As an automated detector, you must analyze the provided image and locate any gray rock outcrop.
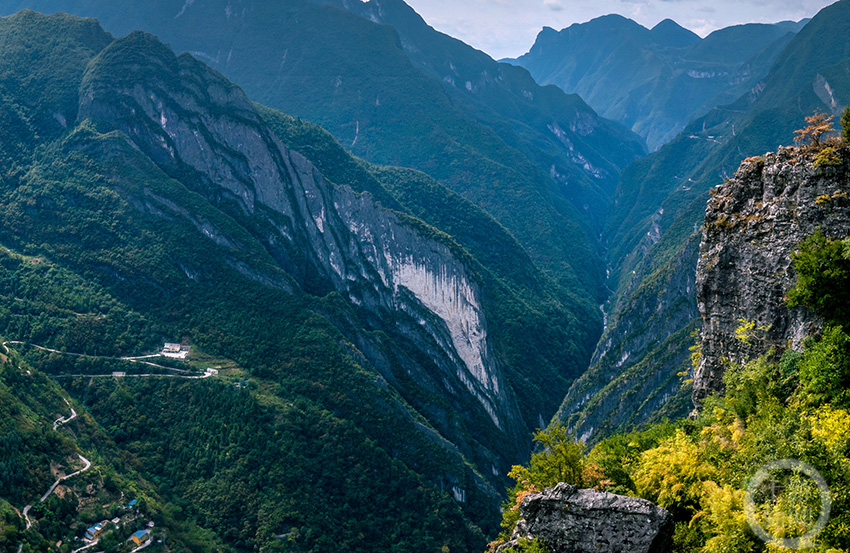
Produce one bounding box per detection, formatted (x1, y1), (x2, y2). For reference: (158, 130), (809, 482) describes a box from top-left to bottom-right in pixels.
(499, 483), (673, 553)
(694, 146), (850, 403)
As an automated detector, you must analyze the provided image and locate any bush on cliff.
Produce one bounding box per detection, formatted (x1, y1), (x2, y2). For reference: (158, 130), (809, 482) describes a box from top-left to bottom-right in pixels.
(786, 231), (850, 325)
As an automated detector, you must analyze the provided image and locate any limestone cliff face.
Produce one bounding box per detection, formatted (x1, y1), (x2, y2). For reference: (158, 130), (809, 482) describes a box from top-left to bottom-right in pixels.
(694, 146), (850, 402)
(77, 32), (521, 442)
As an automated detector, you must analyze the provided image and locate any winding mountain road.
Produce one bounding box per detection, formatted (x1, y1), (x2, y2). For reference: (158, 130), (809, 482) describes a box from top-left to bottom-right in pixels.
(53, 398), (77, 430)
(22, 452), (93, 529)
(40, 454), (92, 501)
(3, 341), (191, 373)
(21, 399), (94, 531)
(9, 341), (214, 549)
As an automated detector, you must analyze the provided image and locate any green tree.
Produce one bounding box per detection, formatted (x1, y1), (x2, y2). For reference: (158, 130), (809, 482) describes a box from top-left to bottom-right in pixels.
(798, 325), (850, 406)
(786, 231), (850, 325)
(499, 423), (585, 542)
(841, 106), (850, 144)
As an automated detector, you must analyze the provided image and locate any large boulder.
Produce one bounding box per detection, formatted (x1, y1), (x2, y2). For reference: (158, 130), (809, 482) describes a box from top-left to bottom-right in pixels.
(498, 483), (673, 553)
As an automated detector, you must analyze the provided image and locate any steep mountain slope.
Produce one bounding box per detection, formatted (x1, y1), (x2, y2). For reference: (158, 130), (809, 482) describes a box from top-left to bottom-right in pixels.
(256, 109), (593, 431)
(315, 0), (643, 204)
(0, 9), (629, 551)
(554, 0), (850, 443)
(0, 344), (237, 553)
(509, 15), (806, 150)
(0, 0), (646, 319)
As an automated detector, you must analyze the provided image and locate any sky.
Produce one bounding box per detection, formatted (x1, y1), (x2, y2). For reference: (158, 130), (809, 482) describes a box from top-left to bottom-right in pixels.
(401, 0), (837, 59)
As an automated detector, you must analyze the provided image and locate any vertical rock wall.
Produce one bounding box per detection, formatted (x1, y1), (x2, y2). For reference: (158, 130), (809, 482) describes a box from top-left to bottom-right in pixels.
(694, 146), (850, 403)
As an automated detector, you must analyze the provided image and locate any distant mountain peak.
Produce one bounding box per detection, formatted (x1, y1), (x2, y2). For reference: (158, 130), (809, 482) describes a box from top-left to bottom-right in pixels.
(649, 17), (701, 47)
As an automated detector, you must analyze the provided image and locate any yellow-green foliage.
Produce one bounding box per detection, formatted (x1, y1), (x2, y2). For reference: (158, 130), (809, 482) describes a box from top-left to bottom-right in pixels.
(699, 482), (751, 553)
(496, 230), (850, 552)
(498, 345), (850, 552)
(734, 319), (770, 347)
(808, 406), (850, 449)
(506, 423), (585, 498)
(498, 423), (585, 542)
(815, 147), (842, 168)
(633, 430), (715, 513)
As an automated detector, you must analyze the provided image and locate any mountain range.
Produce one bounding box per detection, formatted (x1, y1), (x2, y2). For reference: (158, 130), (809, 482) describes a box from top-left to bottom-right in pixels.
(0, 8), (601, 550)
(1, 0), (850, 551)
(557, 0), (850, 443)
(507, 15), (808, 150)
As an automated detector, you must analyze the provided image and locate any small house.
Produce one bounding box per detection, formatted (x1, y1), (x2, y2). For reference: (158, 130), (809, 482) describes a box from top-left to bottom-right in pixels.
(85, 523), (104, 540)
(131, 530), (150, 546)
(126, 499), (138, 509)
(162, 343), (181, 354)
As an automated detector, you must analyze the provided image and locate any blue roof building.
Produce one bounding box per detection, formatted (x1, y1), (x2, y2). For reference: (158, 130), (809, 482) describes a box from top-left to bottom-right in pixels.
(131, 530), (149, 545)
(85, 523), (104, 540)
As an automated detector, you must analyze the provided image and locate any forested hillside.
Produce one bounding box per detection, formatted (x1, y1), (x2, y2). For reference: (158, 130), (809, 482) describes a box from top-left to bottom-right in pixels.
(0, 0), (646, 316)
(496, 127), (850, 553)
(0, 9), (634, 551)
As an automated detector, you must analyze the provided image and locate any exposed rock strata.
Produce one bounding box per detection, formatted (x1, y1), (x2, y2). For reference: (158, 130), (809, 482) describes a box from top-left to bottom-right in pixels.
(499, 482), (673, 553)
(76, 32), (523, 452)
(694, 146), (850, 403)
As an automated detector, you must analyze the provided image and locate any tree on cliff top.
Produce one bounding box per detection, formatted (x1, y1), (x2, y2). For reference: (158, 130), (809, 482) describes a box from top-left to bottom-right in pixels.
(841, 106), (850, 144)
(794, 111), (835, 147)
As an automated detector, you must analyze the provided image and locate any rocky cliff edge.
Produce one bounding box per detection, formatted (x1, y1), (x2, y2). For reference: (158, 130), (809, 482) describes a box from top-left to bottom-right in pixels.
(694, 143), (850, 403)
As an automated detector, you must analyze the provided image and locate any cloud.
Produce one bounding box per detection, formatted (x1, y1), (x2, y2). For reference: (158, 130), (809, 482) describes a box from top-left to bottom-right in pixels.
(686, 18), (718, 36)
(543, 0), (565, 11)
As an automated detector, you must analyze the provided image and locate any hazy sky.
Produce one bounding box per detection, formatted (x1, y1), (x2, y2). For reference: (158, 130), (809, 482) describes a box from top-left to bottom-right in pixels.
(402, 0), (836, 59)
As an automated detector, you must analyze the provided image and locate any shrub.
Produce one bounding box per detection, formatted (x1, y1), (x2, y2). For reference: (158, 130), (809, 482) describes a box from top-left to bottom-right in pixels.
(814, 146), (842, 167)
(798, 325), (850, 407)
(786, 231), (850, 325)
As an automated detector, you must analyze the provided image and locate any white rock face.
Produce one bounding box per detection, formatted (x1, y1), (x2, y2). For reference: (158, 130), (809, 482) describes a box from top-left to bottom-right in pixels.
(386, 252), (502, 426)
(80, 41), (515, 435)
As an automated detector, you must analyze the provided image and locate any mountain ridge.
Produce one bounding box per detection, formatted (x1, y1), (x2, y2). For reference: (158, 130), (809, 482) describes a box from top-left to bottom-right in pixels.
(509, 14), (808, 150)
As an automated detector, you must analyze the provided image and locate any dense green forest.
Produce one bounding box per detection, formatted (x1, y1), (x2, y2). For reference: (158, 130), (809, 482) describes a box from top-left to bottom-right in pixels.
(0, 9), (611, 552)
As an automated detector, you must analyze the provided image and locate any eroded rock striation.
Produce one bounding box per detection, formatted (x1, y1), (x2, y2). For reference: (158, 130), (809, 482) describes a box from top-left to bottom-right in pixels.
(694, 146), (850, 403)
(499, 482), (673, 553)
(76, 31), (525, 467)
